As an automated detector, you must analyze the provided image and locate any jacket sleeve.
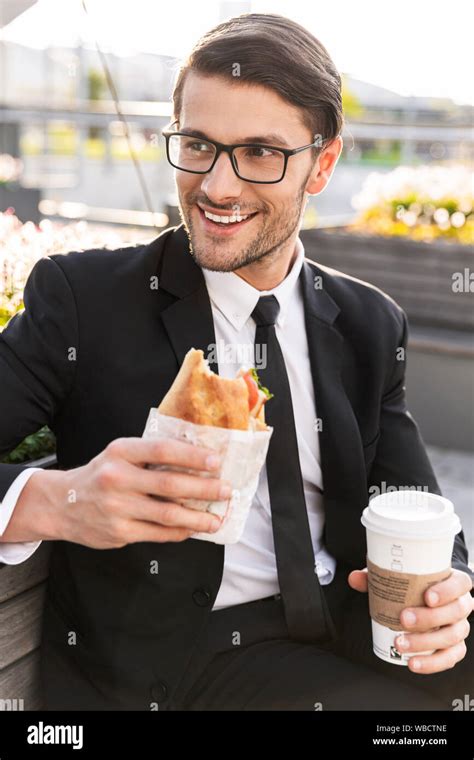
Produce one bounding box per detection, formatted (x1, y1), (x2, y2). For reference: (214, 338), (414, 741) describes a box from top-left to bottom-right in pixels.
(368, 309), (473, 586)
(0, 255), (78, 564)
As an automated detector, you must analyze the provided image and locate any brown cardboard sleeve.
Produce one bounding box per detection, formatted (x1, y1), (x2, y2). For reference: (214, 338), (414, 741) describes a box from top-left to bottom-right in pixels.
(367, 558), (452, 631)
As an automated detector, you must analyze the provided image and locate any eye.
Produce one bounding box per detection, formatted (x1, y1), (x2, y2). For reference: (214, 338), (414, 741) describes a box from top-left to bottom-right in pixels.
(246, 146), (275, 158)
(186, 140), (213, 153)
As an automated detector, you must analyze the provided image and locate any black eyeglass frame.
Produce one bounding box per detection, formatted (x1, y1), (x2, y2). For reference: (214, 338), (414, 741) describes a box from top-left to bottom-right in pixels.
(161, 120), (328, 184)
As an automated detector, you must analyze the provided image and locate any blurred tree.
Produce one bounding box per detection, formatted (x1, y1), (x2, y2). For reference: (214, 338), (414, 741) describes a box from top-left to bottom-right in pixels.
(341, 75), (363, 119)
(87, 68), (106, 139)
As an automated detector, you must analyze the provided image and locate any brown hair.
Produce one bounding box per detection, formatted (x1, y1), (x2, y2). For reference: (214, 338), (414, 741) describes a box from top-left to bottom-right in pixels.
(172, 13), (343, 146)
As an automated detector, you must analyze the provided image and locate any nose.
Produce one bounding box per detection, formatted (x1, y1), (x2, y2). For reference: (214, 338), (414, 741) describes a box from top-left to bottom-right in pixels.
(200, 150), (243, 202)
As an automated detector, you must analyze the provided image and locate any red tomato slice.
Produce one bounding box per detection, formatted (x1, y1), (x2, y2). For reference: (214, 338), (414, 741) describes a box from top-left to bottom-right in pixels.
(242, 372), (259, 410)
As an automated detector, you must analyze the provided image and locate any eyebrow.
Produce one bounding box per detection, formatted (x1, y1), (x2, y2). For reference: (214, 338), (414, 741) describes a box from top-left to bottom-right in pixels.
(179, 127), (291, 148)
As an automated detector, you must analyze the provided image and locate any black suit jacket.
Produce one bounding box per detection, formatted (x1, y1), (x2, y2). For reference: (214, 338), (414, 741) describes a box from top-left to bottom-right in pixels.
(0, 224), (471, 710)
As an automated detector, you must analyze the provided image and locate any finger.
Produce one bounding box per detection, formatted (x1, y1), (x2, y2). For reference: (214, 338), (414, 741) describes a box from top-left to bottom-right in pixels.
(424, 568), (474, 608)
(401, 591), (474, 631)
(125, 495), (223, 534)
(395, 618), (470, 654)
(131, 466), (232, 503)
(406, 641), (467, 675)
(108, 437), (222, 471)
(348, 569), (368, 592)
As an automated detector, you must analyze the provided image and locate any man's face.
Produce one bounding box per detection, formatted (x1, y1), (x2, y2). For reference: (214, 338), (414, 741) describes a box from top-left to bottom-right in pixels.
(174, 72), (338, 273)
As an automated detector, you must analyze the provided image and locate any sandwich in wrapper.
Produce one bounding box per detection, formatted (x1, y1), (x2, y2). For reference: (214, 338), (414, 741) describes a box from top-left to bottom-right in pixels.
(157, 348), (272, 432)
(141, 348), (274, 543)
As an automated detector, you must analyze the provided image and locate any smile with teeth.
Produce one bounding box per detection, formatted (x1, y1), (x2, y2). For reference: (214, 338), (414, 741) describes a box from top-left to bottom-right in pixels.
(202, 208), (256, 224)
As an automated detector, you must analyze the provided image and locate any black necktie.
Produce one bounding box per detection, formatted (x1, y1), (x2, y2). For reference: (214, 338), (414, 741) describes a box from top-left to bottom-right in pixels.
(252, 295), (332, 643)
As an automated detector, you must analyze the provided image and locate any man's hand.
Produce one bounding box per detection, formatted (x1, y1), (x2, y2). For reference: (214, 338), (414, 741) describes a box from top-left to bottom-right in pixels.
(6, 437), (232, 548)
(348, 567), (473, 674)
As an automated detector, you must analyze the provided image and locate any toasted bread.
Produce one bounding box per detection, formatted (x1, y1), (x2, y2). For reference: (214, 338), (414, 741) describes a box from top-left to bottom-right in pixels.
(158, 348), (268, 431)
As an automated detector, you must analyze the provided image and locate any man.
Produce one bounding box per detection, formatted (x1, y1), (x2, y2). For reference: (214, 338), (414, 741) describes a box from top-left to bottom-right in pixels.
(0, 14), (472, 711)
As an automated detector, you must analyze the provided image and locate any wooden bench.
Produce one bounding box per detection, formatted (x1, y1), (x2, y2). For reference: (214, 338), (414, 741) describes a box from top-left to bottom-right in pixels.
(0, 543), (51, 710)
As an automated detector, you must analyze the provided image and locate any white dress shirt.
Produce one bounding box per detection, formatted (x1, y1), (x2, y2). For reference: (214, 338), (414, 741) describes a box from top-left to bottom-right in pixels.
(203, 237), (336, 609)
(0, 467), (42, 563)
(0, 236), (337, 606)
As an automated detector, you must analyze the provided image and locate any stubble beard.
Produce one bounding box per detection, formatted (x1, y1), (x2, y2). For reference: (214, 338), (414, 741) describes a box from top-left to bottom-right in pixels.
(178, 184), (307, 273)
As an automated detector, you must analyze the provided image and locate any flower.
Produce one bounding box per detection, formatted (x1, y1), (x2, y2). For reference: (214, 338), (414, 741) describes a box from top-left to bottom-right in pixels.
(350, 165), (473, 244)
(0, 154), (23, 185)
(0, 211), (125, 329)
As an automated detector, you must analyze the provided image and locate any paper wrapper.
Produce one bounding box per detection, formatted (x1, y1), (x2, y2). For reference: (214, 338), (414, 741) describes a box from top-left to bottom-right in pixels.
(142, 408), (273, 544)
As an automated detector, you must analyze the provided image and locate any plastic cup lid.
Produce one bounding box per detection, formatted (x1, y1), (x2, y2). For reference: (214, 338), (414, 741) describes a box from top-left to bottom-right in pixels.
(361, 490), (461, 540)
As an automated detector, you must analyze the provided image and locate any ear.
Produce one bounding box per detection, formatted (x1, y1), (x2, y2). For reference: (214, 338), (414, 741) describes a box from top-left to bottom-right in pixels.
(305, 136), (343, 196)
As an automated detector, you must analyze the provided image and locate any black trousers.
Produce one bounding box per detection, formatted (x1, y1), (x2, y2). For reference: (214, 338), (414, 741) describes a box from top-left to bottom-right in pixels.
(171, 565), (474, 711)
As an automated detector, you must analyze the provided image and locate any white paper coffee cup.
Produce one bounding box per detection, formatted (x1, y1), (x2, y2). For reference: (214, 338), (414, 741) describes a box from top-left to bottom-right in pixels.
(361, 490), (461, 666)
(142, 408), (273, 544)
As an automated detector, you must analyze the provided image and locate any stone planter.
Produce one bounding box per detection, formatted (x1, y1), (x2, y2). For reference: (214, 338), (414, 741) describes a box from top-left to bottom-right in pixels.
(300, 229), (473, 332)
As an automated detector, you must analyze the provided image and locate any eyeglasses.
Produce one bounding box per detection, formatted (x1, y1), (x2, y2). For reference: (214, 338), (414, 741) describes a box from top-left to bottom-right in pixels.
(161, 120), (326, 184)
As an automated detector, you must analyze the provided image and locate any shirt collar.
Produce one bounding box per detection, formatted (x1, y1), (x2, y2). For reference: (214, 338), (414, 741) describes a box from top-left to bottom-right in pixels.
(202, 236), (305, 331)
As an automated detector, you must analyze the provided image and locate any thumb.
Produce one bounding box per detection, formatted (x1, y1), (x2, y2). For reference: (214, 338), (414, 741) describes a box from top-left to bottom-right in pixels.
(348, 568), (369, 593)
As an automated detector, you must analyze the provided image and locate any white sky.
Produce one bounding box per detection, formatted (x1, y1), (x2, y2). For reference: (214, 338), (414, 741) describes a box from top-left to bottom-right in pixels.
(2, 0), (473, 105)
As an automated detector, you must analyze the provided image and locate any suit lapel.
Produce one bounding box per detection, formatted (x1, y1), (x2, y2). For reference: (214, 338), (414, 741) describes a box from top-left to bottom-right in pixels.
(158, 225), (219, 375)
(301, 260), (368, 565)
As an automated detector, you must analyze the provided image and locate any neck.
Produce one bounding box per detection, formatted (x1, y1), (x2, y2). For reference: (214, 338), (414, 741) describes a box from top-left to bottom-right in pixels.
(234, 234), (299, 291)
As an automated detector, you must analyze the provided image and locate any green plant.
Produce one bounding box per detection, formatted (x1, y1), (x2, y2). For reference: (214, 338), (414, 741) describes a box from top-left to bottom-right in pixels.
(1, 426), (56, 464)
